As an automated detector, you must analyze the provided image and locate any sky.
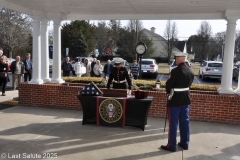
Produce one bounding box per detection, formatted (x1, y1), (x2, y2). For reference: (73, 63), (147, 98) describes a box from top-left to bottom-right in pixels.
(113, 20), (240, 40)
(57, 19), (240, 41)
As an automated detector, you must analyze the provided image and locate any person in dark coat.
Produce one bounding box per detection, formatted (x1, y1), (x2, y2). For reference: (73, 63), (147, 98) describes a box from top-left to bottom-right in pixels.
(103, 60), (113, 78)
(90, 58), (97, 77)
(107, 57), (132, 90)
(0, 56), (9, 96)
(61, 57), (73, 77)
(161, 51), (194, 152)
(22, 53), (32, 82)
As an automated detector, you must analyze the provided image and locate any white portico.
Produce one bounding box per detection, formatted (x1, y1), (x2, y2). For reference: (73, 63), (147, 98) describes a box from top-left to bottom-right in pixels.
(1, 0), (240, 94)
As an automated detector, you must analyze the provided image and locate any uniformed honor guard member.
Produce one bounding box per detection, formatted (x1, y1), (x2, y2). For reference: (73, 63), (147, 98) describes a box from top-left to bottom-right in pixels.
(106, 58), (132, 90)
(161, 51), (194, 152)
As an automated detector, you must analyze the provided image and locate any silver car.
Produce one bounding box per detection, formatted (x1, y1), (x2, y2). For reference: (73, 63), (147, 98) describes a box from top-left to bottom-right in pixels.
(199, 61), (223, 81)
(141, 59), (158, 78)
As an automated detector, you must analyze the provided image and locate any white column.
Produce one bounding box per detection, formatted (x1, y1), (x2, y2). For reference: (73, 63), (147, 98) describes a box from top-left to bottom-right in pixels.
(41, 19), (51, 83)
(28, 17), (43, 85)
(49, 19), (64, 84)
(218, 18), (237, 94)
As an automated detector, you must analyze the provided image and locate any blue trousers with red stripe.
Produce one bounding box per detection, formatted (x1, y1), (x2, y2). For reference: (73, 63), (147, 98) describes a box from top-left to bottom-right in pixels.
(166, 105), (190, 150)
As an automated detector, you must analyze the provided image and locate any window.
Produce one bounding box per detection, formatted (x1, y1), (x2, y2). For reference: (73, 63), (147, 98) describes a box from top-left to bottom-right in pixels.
(208, 63), (222, 67)
(141, 61), (153, 65)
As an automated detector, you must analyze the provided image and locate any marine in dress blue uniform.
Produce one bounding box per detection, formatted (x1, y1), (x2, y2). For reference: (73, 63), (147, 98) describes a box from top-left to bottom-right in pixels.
(161, 51), (194, 152)
(107, 58), (132, 90)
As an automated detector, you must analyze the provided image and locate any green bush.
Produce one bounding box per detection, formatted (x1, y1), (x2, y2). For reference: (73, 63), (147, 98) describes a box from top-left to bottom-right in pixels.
(63, 77), (237, 91)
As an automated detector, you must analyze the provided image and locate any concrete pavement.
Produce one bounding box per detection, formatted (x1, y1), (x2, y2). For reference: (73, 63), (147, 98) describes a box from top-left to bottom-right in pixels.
(0, 91), (240, 160)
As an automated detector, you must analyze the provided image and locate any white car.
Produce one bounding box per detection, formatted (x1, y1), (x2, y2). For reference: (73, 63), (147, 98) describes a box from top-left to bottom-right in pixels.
(141, 59), (158, 78)
(169, 60), (191, 72)
(199, 61), (223, 81)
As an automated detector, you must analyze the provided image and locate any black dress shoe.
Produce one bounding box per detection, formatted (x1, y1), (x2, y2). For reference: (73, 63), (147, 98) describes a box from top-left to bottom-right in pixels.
(178, 143), (188, 150)
(2, 93), (6, 96)
(160, 145), (176, 152)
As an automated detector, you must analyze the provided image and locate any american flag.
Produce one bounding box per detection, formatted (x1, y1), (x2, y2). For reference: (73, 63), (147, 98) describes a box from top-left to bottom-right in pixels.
(79, 83), (102, 96)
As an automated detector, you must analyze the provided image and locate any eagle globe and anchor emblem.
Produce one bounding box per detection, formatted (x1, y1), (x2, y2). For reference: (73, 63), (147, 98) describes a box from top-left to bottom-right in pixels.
(99, 98), (123, 123)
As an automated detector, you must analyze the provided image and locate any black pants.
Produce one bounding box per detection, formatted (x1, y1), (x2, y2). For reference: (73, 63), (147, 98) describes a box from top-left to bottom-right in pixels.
(1, 82), (6, 94)
(133, 75), (138, 80)
(63, 71), (70, 77)
(113, 82), (127, 89)
(24, 71), (32, 82)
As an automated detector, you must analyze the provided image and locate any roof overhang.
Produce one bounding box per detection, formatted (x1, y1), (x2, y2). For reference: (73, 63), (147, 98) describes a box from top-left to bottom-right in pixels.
(0, 0), (240, 20)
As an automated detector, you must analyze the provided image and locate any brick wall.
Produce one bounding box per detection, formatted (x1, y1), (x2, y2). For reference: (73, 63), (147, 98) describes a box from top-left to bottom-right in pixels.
(18, 83), (240, 125)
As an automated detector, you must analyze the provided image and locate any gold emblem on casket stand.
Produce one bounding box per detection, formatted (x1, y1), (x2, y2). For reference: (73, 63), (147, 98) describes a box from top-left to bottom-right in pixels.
(99, 98), (123, 123)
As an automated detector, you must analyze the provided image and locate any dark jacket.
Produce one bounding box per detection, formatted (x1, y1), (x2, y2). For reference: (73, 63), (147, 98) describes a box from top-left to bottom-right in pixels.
(23, 59), (32, 72)
(10, 61), (25, 74)
(107, 67), (132, 89)
(103, 64), (113, 75)
(166, 62), (194, 107)
(90, 61), (96, 73)
(61, 62), (73, 71)
(0, 63), (9, 83)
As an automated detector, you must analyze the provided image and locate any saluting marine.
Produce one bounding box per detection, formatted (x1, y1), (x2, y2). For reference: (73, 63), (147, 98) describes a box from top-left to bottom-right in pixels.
(106, 58), (132, 90)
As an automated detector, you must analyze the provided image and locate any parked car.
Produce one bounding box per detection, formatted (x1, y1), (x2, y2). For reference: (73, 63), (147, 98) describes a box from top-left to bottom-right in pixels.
(141, 59), (158, 78)
(233, 64), (239, 81)
(49, 59), (53, 72)
(235, 61), (240, 66)
(191, 58), (202, 63)
(169, 59), (191, 72)
(199, 61), (223, 81)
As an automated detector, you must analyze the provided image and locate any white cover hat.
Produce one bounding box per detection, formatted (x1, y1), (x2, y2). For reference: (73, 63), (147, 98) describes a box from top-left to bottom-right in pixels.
(172, 51), (187, 57)
(113, 57), (123, 65)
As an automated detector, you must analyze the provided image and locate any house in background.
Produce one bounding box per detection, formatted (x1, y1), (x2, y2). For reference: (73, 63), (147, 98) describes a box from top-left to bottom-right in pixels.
(141, 27), (189, 61)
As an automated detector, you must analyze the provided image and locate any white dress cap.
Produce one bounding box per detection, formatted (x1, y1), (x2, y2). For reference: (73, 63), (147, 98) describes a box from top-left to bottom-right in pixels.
(172, 51), (187, 57)
(113, 57), (123, 64)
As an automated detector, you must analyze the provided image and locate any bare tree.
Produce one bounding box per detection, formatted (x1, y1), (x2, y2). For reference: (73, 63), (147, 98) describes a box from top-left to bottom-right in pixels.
(127, 20), (143, 59)
(197, 21), (212, 60)
(0, 7), (32, 58)
(163, 20), (178, 63)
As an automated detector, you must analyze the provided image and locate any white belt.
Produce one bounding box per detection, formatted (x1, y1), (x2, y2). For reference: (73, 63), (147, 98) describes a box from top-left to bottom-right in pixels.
(114, 80), (126, 83)
(174, 87), (189, 91)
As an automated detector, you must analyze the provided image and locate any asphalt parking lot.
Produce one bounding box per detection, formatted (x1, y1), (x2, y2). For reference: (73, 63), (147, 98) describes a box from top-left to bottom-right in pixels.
(141, 74), (238, 86)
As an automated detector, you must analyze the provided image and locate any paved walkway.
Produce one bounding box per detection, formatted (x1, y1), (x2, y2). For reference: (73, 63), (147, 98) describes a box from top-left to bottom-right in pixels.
(0, 91), (240, 160)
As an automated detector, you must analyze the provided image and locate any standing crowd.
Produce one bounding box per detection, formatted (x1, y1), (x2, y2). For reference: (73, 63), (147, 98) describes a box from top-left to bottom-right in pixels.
(0, 49), (32, 96)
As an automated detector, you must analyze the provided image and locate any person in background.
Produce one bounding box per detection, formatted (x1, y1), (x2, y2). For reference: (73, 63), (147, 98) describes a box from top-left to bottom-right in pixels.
(0, 56), (9, 96)
(23, 53), (32, 82)
(10, 56), (25, 90)
(103, 60), (113, 78)
(61, 57), (73, 77)
(83, 58), (91, 77)
(130, 60), (140, 79)
(160, 51), (194, 152)
(0, 49), (3, 59)
(90, 58), (97, 77)
(0, 49), (3, 88)
(93, 60), (103, 77)
(107, 57), (132, 90)
(74, 57), (83, 74)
